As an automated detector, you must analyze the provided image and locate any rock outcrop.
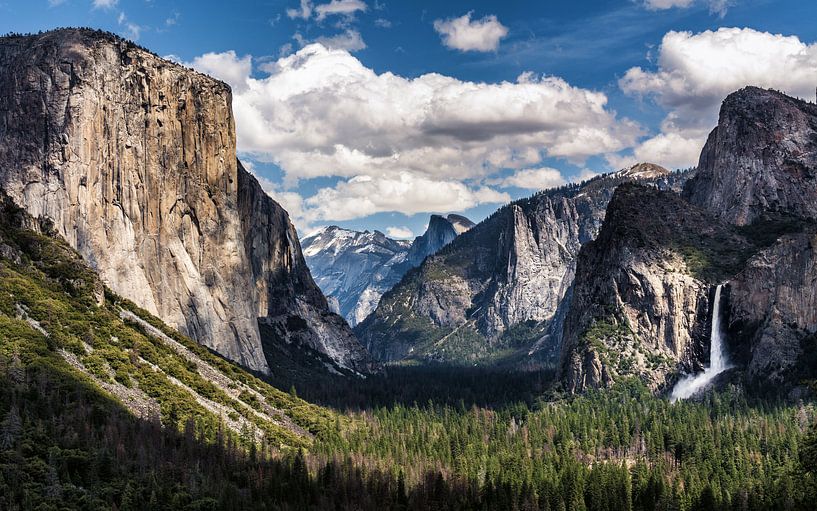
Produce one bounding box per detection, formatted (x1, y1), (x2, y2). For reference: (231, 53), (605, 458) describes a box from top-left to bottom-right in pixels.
(405, 214), (475, 267)
(558, 184), (754, 392)
(356, 165), (691, 364)
(0, 29), (373, 375)
(684, 87), (817, 225)
(559, 88), (817, 395)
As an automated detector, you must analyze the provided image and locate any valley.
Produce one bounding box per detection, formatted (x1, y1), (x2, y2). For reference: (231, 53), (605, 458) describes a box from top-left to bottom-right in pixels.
(0, 25), (816, 511)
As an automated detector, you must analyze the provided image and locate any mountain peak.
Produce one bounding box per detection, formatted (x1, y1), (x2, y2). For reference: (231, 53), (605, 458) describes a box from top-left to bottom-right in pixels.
(615, 162), (670, 180)
(684, 86), (817, 225)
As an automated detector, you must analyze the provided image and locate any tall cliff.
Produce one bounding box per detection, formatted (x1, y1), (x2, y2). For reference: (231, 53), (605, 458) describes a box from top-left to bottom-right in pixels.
(356, 166), (690, 364)
(560, 87), (817, 395)
(557, 184), (754, 392)
(726, 228), (817, 387)
(0, 29), (372, 375)
(684, 87), (817, 225)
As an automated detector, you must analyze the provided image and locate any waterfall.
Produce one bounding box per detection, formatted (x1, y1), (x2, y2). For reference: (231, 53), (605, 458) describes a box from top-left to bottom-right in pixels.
(671, 284), (731, 402)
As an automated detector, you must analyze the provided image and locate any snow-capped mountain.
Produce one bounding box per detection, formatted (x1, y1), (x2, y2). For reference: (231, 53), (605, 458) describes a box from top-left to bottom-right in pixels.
(302, 215), (474, 326)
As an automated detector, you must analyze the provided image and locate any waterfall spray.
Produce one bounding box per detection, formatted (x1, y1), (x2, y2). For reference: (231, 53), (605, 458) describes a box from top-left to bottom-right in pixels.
(671, 284), (731, 401)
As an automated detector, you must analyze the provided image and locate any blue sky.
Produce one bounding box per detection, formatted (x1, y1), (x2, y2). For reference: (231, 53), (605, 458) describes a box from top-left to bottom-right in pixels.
(2, 0), (817, 238)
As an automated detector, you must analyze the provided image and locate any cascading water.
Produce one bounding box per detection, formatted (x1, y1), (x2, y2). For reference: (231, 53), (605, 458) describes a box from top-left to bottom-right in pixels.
(671, 284), (731, 402)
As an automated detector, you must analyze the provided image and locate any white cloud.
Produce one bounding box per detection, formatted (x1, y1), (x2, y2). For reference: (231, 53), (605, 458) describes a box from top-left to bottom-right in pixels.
(188, 44), (638, 227)
(643, 0), (694, 9)
(302, 173), (510, 223)
(616, 27), (817, 169)
(287, 0), (313, 19)
(374, 18), (392, 28)
(607, 132), (703, 170)
(116, 12), (143, 41)
(312, 29), (366, 51)
(315, 0), (367, 21)
(497, 167), (566, 190)
(188, 51), (253, 91)
(386, 226), (414, 239)
(93, 0), (118, 9)
(642, 0), (732, 17)
(433, 12), (508, 52)
(286, 0), (366, 21)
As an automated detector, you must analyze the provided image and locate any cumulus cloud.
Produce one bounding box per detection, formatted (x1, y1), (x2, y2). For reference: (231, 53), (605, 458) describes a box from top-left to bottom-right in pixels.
(386, 226), (414, 239)
(188, 51), (253, 91)
(304, 29), (366, 51)
(189, 44), (638, 227)
(616, 27), (817, 169)
(433, 12), (508, 52)
(496, 167), (566, 191)
(302, 173), (510, 223)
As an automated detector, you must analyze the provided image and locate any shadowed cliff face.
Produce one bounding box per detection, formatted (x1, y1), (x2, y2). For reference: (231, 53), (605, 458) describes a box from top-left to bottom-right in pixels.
(684, 87), (817, 226)
(558, 184), (754, 393)
(0, 29), (374, 375)
(727, 229), (817, 386)
(237, 163), (376, 374)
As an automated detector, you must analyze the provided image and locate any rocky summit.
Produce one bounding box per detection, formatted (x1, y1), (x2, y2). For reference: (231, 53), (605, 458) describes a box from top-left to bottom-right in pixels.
(684, 87), (817, 225)
(0, 29), (374, 375)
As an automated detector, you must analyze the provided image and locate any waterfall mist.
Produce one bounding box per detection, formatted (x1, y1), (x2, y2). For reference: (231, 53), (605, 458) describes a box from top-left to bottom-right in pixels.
(671, 284), (731, 401)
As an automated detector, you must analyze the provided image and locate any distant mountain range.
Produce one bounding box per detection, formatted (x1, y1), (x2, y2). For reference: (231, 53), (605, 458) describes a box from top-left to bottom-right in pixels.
(302, 214), (475, 326)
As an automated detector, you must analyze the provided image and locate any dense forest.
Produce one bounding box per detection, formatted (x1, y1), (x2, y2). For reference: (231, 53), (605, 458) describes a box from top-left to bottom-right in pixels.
(3, 352), (817, 510)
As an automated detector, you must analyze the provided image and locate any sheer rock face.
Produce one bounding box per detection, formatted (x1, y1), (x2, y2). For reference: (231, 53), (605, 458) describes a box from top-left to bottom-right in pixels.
(357, 167), (690, 364)
(405, 214), (474, 267)
(727, 231), (817, 385)
(559, 89), (817, 394)
(557, 185), (741, 392)
(684, 87), (817, 226)
(0, 29), (373, 374)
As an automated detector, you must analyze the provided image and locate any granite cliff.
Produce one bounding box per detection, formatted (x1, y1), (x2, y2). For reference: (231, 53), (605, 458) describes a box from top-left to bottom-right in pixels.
(557, 184), (754, 392)
(0, 29), (373, 375)
(560, 87), (817, 395)
(684, 87), (817, 225)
